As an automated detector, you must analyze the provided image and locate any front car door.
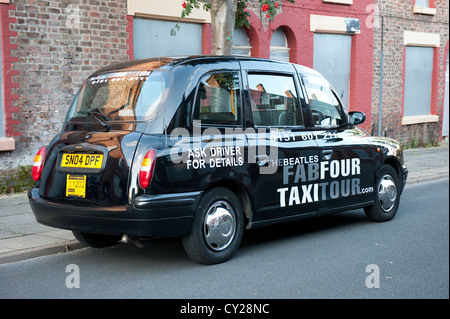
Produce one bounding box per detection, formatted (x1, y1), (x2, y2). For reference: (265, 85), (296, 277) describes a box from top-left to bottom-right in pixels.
(240, 60), (321, 226)
(297, 65), (376, 212)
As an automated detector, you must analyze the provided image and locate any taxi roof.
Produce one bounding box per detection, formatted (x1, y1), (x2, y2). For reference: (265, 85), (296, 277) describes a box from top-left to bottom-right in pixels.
(89, 55), (312, 76)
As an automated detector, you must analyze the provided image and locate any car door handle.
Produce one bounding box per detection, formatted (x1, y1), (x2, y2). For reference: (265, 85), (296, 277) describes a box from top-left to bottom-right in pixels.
(255, 155), (269, 166)
(322, 150), (333, 161)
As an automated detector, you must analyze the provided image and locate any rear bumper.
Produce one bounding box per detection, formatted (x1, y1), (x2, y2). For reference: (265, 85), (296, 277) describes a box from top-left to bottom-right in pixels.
(28, 188), (202, 237)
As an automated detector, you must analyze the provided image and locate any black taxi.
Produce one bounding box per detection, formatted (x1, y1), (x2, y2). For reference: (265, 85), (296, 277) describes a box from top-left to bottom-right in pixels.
(29, 56), (408, 264)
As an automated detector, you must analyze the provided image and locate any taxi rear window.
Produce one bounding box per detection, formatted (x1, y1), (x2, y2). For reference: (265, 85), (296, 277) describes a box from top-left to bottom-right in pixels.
(65, 70), (171, 123)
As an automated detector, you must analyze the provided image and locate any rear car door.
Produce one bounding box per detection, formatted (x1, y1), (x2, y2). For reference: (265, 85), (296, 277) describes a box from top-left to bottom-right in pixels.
(166, 59), (249, 195)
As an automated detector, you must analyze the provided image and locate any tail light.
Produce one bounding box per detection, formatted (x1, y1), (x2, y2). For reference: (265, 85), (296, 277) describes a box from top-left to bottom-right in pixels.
(139, 148), (157, 189)
(32, 147), (47, 181)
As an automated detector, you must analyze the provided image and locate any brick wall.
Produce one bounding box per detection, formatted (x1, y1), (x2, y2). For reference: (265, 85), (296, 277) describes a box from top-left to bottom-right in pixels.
(243, 0), (375, 133)
(4, 0), (446, 192)
(372, 0), (449, 145)
(0, 0), (130, 177)
(0, 2), (19, 142)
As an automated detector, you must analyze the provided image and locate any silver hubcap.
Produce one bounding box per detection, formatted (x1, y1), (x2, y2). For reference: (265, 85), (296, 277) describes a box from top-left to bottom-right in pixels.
(203, 201), (236, 251)
(378, 174), (397, 212)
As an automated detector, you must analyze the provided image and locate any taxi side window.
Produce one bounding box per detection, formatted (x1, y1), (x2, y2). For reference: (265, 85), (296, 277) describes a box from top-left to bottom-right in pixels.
(302, 75), (346, 127)
(193, 72), (241, 126)
(247, 73), (303, 127)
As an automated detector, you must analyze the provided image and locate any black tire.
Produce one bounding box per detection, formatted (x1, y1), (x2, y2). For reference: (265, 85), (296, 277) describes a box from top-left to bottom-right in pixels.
(182, 187), (244, 265)
(364, 165), (401, 222)
(72, 231), (121, 248)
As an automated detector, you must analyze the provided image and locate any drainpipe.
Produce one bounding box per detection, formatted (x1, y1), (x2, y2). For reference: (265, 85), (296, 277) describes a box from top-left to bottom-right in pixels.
(377, 15), (384, 137)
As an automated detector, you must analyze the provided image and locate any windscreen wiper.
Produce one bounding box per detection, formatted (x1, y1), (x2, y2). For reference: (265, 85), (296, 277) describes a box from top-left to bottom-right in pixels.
(88, 110), (111, 132)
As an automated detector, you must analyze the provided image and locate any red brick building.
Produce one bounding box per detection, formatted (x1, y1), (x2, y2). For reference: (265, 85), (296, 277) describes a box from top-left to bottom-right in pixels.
(371, 0), (449, 145)
(0, 0), (130, 189)
(0, 0), (448, 191)
(128, 0), (374, 131)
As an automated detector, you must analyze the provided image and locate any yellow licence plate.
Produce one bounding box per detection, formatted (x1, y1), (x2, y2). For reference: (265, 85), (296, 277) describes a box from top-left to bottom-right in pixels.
(66, 175), (86, 198)
(61, 153), (103, 169)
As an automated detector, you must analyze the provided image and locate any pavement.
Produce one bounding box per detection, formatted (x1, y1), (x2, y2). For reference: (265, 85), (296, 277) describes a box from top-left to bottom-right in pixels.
(0, 145), (448, 264)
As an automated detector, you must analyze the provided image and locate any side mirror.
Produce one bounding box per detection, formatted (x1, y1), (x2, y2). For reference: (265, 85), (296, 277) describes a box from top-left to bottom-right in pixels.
(348, 111), (366, 126)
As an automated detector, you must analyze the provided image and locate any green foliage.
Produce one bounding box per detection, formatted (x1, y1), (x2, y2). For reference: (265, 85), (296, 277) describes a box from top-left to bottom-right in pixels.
(235, 0), (251, 29)
(410, 137), (419, 149)
(258, 0), (295, 22)
(171, 0), (295, 35)
(403, 137), (440, 150)
(171, 0), (211, 36)
(0, 165), (34, 194)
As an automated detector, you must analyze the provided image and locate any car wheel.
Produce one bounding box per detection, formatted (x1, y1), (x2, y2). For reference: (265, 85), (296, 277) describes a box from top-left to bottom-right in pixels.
(72, 231), (121, 248)
(364, 165), (400, 222)
(182, 187), (244, 265)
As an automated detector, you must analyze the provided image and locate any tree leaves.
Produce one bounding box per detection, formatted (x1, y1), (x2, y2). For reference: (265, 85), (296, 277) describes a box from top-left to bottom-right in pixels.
(172, 0), (295, 35)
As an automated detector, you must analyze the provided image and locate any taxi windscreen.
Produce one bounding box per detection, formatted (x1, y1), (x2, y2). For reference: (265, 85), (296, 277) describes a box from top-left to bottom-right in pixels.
(65, 70), (171, 123)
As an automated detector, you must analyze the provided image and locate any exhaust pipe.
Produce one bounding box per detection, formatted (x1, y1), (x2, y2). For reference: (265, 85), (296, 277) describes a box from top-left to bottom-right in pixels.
(121, 234), (162, 248)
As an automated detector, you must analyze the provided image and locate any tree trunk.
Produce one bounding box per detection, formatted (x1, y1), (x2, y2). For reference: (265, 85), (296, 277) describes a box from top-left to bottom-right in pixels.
(210, 0), (237, 55)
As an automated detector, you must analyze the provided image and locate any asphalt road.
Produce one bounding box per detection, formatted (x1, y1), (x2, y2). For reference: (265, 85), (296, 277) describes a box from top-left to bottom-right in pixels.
(0, 178), (448, 300)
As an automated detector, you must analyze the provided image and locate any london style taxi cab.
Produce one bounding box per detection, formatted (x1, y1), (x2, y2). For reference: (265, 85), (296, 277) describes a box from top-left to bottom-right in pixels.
(29, 56), (408, 264)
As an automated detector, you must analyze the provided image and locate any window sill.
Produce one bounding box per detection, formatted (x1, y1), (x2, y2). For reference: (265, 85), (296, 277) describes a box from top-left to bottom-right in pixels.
(0, 138), (15, 151)
(323, 0), (353, 5)
(402, 115), (439, 125)
(413, 6), (437, 15)
(310, 15), (361, 34)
